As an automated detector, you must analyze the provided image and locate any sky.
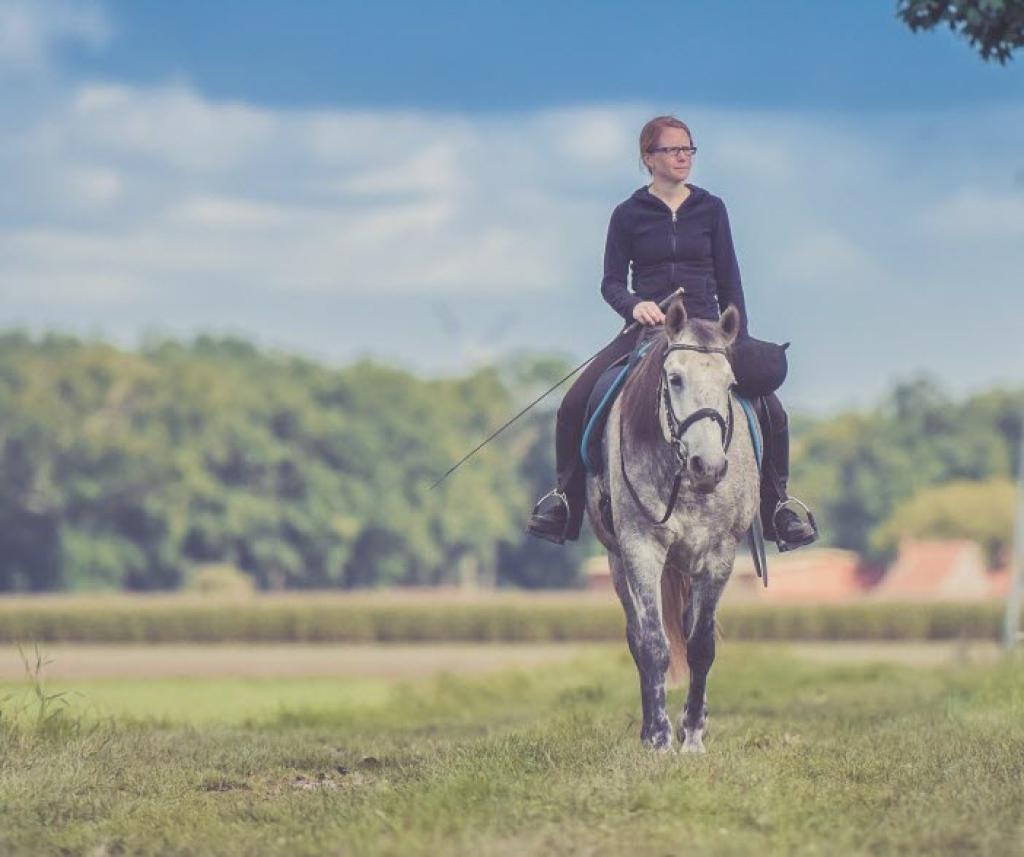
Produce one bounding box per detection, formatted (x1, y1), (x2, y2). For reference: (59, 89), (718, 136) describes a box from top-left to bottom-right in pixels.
(1, 0), (1022, 413)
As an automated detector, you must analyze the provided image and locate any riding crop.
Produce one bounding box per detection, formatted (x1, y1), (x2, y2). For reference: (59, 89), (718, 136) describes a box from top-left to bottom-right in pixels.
(428, 288), (685, 490)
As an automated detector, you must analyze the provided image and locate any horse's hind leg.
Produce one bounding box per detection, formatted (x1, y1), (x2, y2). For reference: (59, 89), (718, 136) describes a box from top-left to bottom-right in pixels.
(678, 572), (727, 754)
(610, 548), (673, 750)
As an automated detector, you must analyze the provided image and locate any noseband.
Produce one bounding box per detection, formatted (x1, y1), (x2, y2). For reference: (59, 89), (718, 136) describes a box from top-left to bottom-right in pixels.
(619, 340), (736, 525)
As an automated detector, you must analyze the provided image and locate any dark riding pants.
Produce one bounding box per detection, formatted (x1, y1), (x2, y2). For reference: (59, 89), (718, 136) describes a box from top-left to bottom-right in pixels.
(554, 327), (792, 541)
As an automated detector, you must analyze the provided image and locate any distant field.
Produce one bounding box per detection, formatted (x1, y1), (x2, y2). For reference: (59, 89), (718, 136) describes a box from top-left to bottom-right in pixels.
(0, 642), (596, 680)
(0, 590), (1011, 643)
(1, 643), (1021, 855)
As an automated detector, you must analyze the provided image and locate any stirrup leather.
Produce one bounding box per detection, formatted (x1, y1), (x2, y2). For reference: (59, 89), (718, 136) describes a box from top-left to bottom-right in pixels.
(771, 496), (819, 553)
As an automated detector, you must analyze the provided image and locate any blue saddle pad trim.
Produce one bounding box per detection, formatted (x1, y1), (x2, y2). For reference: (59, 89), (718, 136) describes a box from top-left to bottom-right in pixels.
(580, 338), (655, 473)
(739, 393), (769, 587)
(736, 394), (763, 470)
(580, 363), (630, 473)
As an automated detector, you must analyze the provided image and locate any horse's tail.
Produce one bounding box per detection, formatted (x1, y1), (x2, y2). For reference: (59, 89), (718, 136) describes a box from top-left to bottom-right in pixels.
(660, 566), (690, 684)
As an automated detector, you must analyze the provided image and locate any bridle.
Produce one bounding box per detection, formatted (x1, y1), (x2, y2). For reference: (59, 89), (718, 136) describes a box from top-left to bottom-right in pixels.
(661, 343), (735, 458)
(620, 341), (736, 525)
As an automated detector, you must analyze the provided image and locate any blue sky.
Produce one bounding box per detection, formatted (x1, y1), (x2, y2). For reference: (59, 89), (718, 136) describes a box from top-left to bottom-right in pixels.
(1, 0), (1022, 413)
(64, 1), (1024, 112)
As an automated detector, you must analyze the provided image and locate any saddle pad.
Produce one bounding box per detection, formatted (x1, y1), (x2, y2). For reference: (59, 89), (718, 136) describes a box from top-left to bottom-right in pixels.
(736, 394), (763, 469)
(580, 357), (630, 474)
(580, 336), (660, 474)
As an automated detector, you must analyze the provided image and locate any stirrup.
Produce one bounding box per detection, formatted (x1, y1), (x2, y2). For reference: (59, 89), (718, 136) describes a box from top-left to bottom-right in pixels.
(526, 488), (571, 544)
(536, 487), (569, 510)
(771, 497), (819, 553)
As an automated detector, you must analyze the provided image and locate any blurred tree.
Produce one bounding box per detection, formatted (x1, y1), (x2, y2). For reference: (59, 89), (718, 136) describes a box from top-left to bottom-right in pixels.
(871, 477), (1016, 565)
(790, 375), (1023, 561)
(187, 562), (256, 596)
(0, 329), (1019, 591)
(897, 0), (1024, 63)
(493, 352), (592, 589)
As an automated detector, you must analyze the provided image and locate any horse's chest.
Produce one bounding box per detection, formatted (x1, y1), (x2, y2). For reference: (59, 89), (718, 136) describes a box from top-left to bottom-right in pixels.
(668, 496), (737, 561)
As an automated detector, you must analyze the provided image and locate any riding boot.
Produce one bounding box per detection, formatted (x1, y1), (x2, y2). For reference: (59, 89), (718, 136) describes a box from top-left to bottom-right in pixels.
(526, 405), (586, 544)
(526, 322), (646, 545)
(553, 404), (588, 541)
(757, 394), (818, 549)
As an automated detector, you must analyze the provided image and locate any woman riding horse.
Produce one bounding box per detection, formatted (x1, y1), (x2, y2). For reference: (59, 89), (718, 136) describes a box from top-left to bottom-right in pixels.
(527, 114), (818, 549)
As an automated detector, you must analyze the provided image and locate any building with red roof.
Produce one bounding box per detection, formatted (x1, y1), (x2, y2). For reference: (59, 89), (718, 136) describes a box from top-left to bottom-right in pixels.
(586, 538), (1014, 603)
(724, 547), (877, 604)
(873, 538), (993, 601)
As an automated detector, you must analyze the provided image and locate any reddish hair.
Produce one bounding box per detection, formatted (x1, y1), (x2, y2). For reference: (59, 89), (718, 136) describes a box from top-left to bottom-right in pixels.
(639, 115), (694, 176)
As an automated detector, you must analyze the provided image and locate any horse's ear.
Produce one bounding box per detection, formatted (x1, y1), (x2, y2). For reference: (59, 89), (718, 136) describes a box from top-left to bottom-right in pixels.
(719, 305), (740, 345)
(664, 296), (687, 340)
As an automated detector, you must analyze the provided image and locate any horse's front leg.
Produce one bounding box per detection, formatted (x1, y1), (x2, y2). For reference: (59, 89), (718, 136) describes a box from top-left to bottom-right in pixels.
(678, 571), (727, 754)
(612, 547), (673, 750)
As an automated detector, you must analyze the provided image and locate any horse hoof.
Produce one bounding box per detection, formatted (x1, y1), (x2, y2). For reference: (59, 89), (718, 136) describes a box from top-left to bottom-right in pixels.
(680, 732), (706, 754)
(643, 726), (674, 752)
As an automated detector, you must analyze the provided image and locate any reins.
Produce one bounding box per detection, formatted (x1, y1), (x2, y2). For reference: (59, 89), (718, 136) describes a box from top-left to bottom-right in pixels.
(618, 341), (736, 525)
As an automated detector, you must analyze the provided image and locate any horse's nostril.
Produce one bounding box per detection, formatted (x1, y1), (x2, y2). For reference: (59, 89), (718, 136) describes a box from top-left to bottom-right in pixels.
(691, 455), (705, 475)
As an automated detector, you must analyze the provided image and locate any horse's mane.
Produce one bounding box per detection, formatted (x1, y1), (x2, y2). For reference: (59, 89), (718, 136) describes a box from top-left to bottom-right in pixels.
(619, 319), (724, 448)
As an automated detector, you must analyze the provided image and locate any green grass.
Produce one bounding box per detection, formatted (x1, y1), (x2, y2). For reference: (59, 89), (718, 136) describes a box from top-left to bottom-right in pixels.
(0, 675), (396, 725)
(1, 644), (1023, 855)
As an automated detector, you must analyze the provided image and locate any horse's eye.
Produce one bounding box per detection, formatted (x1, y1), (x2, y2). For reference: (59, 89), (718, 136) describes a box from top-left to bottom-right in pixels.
(668, 375), (683, 389)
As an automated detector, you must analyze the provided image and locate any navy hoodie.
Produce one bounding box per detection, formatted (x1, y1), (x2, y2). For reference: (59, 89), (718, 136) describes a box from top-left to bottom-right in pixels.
(600, 183), (749, 337)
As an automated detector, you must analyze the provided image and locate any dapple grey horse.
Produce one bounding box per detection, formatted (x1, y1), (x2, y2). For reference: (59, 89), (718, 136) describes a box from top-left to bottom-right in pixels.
(585, 296), (759, 753)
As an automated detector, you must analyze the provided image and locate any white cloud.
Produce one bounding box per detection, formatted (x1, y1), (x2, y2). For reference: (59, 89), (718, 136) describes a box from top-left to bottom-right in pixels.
(0, 71), (1022, 405)
(170, 195), (294, 229)
(0, 0), (110, 72)
(915, 186), (1024, 239)
(70, 82), (278, 171)
(545, 106), (635, 169)
(66, 167), (121, 205)
(2, 81), (602, 298)
(776, 228), (887, 286)
(337, 143), (467, 196)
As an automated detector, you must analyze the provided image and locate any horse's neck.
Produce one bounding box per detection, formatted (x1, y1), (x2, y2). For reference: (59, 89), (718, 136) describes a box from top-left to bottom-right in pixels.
(620, 414), (679, 485)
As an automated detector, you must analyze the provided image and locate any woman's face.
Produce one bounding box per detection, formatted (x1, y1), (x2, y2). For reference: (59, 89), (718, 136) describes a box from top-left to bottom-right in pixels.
(644, 126), (693, 184)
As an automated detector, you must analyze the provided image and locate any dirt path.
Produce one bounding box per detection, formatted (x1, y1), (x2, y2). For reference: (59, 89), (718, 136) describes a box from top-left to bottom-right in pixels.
(0, 643), (599, 681)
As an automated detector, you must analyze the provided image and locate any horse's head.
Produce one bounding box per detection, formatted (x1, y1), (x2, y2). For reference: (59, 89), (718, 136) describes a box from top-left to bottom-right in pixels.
(658, 297), (741, 492)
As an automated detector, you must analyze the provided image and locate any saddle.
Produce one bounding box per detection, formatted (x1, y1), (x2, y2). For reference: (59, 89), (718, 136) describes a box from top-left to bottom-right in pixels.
(580, 326), (791, 475)
(579, 337), (769, 477)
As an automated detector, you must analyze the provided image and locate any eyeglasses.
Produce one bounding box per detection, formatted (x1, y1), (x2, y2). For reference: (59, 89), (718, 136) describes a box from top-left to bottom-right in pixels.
(648, 146), (697, 158)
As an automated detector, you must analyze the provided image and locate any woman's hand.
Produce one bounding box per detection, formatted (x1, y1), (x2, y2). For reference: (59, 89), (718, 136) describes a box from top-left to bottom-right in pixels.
(632, 300), (665, 326)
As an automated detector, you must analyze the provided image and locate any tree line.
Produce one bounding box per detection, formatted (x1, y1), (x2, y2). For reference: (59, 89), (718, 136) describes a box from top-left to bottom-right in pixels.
(0, 330), (1019, 591)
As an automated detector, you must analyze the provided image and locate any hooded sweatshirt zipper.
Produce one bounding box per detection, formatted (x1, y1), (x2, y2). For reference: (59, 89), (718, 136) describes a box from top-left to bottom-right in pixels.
(641, 185), (694, 295)
(670, 209), (677, 287)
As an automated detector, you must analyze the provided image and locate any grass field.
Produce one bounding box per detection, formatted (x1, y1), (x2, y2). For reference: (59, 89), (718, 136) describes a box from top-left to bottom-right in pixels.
(1, 643), (1022, 855)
